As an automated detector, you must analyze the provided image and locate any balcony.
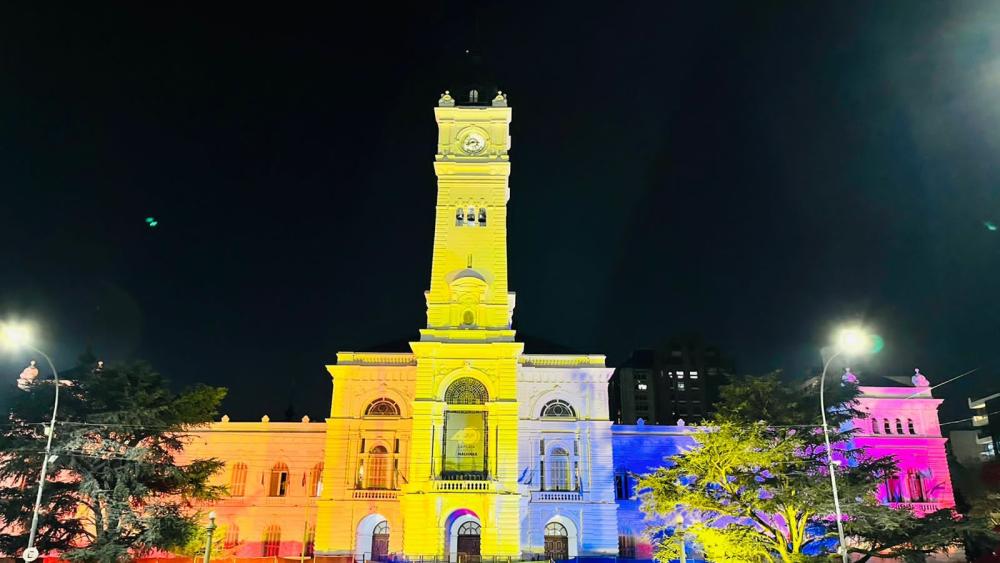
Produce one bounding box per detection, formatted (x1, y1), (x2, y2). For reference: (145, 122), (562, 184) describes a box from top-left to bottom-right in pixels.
(433, 480), (495, 492)
(888, 501), (943, 514)
(531, 490), (583, 502)
(352, 489), (399, 500)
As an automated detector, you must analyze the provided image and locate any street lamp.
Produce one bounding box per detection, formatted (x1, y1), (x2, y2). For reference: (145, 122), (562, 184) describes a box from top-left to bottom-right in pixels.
(203, 511), (217, 563)
(821, 326), (872, 563)
(1, 323), (60, 563)
(674, 514), (686, 563)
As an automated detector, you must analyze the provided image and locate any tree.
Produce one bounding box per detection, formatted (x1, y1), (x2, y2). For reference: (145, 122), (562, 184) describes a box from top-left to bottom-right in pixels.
(175, 517), (229, 559)
(637, 372), (887, 562)
(0, 358), (227, 561)
(638, 420), (885, 563)
(844, 502), (998, 562)
(638, 371), (998, 562)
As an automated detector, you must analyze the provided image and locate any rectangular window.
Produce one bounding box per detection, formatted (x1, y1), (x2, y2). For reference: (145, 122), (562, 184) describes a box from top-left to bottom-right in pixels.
(619, 535), (637, 559)
(394, 438), (400, 454)
(677, 382), (686, 391)
(360, 438), (366, 454)
(268, 470), (289, 497)
(614, 473), (629, 500)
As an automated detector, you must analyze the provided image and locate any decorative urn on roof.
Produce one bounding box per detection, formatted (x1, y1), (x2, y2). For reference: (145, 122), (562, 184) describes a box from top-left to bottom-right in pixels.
(911, 368), (930, 387)
(841, 367), (859, 385)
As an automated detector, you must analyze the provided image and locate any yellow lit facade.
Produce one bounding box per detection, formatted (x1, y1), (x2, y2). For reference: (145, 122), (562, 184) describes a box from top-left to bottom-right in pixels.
(313, 91), (616, 561)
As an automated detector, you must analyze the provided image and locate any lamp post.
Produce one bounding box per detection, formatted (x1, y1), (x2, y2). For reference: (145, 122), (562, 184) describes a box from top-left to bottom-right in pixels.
(2, 324), (60, 563)
(203, 511), (217, 563)
(674, 514), (685, 563)
(820, 327), (871, 563)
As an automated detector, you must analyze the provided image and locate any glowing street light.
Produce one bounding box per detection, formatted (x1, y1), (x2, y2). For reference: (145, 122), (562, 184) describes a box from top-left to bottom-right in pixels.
(1, 322), (60, 563)
(822, 325), (874, 563)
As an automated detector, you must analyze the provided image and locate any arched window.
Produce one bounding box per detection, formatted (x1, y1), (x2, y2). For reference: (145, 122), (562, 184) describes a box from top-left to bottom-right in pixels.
(224, 523), (240, 549)
(907, 418), (916, 435)
(467, 207), (475, 223)
(884, 419), (892, 434)
(445, 377), (489, 405)
(366, 398), (400, 417)
(907, 470), (926, 502)
(366, 446), (390, 490)
(547, 447), (572, 491)
(545, 522), (567, 536)
(308, 462), (324, 497)
(229, 462), (247, 496)
(268, 462), (289, 497)
(458, 521), (481, 536)
(477, 208), (487, 226)
(462, 310), (475, 326)
(541, 400), (576, 418)
(456, 208), (465, 225)
(262, 525), (281, 556)
(895, 418), (904, 434)
(872, 418), (880, 434)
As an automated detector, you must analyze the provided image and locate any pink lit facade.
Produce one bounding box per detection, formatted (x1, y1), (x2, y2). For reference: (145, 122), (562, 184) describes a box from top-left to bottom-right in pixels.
(851, 370), (956, 515)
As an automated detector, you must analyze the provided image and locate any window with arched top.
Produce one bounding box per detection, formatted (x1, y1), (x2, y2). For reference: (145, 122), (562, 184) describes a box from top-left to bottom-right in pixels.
(462, 310), (475, 326)
(366, 446), (390, 490)
(308, 462), (324, 497)
(229, 462), (247, 496)
(895, 419), (904, 434)
(547, 447), (572, 491)
(268, 462), (289, 497)
(445, 377), (489, 405)
(262, 525), (281, 556)
(884, 419), (892, 434)
(872, 418), (880, 434)
(907, 418), (916, 435)
(545, 522), (568, 537)
(458, 521), (481, 536)
(541, 400), (576, 418)
(374, 520), (389, 535)
(366, 398), (400, 417)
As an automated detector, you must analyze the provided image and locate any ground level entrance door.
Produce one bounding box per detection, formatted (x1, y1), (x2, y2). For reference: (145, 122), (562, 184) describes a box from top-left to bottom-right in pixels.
(544, 522), (569, 561)
(371, 521), (389, 561)
(456, 521), (481, 563)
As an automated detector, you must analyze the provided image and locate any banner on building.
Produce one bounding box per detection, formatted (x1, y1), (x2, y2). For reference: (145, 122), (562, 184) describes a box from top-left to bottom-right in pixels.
(443, 411), (487, 474)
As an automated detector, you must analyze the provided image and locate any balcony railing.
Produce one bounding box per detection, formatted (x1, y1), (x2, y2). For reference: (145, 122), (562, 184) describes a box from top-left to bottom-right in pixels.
(434, 480), (494, 492)
(353, 489), (399, 500)
(888, 501), (942, 513)
(531, 490), (582, 502)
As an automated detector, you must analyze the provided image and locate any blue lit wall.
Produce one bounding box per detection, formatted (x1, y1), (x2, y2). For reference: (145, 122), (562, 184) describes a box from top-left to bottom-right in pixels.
(611, 425), (699, 559)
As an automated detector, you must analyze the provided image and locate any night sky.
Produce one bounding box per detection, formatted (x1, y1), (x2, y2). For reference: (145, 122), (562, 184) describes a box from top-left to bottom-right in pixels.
(2, 3), (998, 422)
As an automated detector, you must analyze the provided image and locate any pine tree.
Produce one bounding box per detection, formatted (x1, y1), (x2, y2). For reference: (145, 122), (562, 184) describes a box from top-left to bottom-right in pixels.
(0, 358), (227, 561)
(637, 371), (996, 562)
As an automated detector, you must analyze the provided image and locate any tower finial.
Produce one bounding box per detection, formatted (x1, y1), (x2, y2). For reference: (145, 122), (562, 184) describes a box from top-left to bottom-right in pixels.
(438, 90), (455, 107)
(492, 90), (507, 107)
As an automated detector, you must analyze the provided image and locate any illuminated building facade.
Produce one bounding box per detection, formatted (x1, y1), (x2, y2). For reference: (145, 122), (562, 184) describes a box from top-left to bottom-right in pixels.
(309, 89), (619, 561)
(170, 93), (956, 560)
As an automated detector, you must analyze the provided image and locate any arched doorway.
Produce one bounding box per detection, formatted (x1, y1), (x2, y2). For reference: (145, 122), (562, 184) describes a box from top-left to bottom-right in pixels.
(356, 513), (389, 562)
(456, 521), (481, 563)
(371, 520), (389, 561)
(544, 522), (568, 560)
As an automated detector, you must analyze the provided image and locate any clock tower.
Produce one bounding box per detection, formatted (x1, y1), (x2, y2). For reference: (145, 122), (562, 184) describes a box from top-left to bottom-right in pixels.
(402, 89), (524, 560)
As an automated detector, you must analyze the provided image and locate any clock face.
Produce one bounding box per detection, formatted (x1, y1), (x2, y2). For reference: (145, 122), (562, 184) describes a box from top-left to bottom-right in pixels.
(461, 133), (487, 154)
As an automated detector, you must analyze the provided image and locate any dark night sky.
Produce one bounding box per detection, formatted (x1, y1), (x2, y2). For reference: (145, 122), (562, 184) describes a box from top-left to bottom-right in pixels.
(1, 3), (998, 422)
